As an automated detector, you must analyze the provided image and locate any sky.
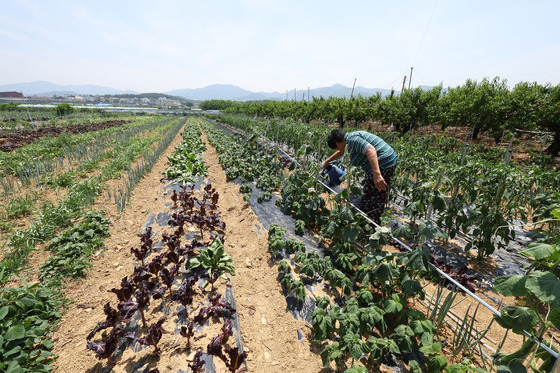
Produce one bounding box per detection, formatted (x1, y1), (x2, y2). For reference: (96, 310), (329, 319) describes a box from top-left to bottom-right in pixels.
(1, 0), (559, 93)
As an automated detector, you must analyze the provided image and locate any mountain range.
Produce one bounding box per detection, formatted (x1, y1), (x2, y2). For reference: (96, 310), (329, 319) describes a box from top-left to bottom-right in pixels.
(0, 81), (396, 101)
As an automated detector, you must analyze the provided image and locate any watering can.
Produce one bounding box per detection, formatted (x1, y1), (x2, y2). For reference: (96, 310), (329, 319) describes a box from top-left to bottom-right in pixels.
(321, 162), (346, 186)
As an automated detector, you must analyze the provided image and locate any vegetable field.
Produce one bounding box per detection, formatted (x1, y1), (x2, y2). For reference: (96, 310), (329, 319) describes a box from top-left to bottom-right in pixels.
(1, 110), (559, 373)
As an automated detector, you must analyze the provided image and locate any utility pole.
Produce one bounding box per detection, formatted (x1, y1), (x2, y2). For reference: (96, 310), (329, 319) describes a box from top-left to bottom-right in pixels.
(401, 76), (407, 92)
(351, 78), (357, 97)
(408, 67), (414, 89)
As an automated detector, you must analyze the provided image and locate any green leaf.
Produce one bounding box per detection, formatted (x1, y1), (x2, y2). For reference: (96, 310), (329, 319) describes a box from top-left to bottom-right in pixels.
(408, 359), (422, 373)
(369, 226), (391, 249)
(549, 309), (560, 330)
(496, 360), (527, 373)
(427, 353), (448, 372)
(419, 341), (442, 355)
(494, 306), (538, 334)
(404, 200), (424, 215)
(344, 365), (368, 373)
(374, 262), (393, 285)
(391, 223), (413, 239)
(418, 220), (447, 240)
(493, 275), (528, 297)
(0, 306), (9, 320)
(402, 279), (423, 297)
(343, 226), (360, 242)
(431, 194), (447, 212)
(520, 242), (557, 260)
(5, 360), (23, 373)
(5, 324), (26, 340)
(525, 271), (560, 309)
(420, 331), (433, 347)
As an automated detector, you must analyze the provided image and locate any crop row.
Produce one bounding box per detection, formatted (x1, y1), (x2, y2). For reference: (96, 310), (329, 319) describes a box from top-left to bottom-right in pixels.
(206, 114), (560, 260)
(86, 117), (246, 372)
(0, 115), (187, 372)
(0, 104), (104, 128)
(196, 116), (560, 373)
(0, 116), (178, 191)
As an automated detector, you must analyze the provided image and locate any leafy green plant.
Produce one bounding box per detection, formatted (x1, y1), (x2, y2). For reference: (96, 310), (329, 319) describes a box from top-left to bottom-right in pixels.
(310, 297), (335, 341)
(490, 207), (560, 372)
(285, 237), (305, 254)
(164, 124), (209, 183)
(239, 184), (252, 194)
(44, 171), (76, 188)
(295, 219), (305, 236)
(1, 179), (102, 284)
(164, 146), (208, 183)
(366, 336), (400, 363)
(344, 364), (369, 373)
(39, 210), (110, 281)
(279, 273), (306, 303)
(268, 223), (287, 258)
(188, 236), (235, 289)
(1, 193), (37, 219)
(419, 341), (447, 372)
(342, 332), (368, 363)
(444, 358), (489, 373)
(277, 169), (329, 227)
(324, 267), (353, 297)
(322, 200), (364, 246)
(320, 341), (347, 371)
(0, 283), (64, 373)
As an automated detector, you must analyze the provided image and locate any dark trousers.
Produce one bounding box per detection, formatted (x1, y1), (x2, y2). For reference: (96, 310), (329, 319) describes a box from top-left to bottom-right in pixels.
(358, 165), (396, 225)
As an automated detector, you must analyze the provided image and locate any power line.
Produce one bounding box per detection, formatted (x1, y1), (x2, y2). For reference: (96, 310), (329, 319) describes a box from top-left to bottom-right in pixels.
(412, 0), (439, 67)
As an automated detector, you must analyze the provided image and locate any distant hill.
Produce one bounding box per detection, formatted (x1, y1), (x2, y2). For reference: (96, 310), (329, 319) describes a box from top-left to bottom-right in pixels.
(0, 81), (138, 96)
(167, 83), (394, 101)
(1, 81), (400, 101)
(166, 84), (283, 101)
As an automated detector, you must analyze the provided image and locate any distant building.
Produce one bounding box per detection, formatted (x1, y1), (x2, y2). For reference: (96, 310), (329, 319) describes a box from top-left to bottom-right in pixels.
(0, 91), (24, 98)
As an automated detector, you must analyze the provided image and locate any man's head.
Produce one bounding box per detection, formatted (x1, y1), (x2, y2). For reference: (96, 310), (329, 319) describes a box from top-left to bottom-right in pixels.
(327, 129), (346, 150)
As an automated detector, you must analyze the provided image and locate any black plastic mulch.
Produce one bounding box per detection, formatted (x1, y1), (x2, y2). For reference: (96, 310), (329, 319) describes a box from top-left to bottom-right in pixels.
(107, 178), (245, 373)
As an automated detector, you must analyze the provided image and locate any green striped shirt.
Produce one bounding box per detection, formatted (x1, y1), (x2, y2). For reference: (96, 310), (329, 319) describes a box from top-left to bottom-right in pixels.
(345, 131), (398, 174)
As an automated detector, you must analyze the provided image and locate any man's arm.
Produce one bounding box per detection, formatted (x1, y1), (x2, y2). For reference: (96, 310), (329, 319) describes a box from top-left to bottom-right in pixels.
(323, 149), (344, 169)
(365, 147), (387, 191)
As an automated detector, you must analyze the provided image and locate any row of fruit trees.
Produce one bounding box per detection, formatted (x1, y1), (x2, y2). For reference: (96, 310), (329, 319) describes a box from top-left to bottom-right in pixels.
(207, 77), (560, 158)
(199, 113), (560, 372)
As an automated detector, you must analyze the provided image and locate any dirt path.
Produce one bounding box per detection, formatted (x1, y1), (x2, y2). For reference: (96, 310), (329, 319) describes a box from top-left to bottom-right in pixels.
(52, 121), (324, 372)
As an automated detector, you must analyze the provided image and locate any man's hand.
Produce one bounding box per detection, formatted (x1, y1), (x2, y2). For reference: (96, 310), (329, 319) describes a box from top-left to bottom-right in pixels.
(373, 173), (387, 191)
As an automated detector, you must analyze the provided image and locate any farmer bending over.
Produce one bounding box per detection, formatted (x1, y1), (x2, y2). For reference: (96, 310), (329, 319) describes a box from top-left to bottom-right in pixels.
(323, 129), (398, 225)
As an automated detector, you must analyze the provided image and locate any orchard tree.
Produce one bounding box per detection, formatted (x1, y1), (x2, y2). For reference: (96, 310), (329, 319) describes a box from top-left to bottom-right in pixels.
(536, 84), (560, 156)
(442, 77), (509, 141)
(55, 103), (74, 116)
(376, 90), (399, 131)
(397, 86), (442, 135)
